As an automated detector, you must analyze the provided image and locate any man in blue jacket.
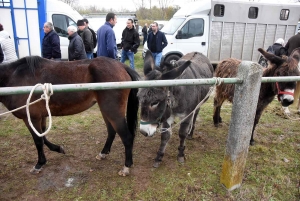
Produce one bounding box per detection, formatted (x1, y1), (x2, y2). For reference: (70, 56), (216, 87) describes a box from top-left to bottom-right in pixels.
(42, 22), (61, 60)
(97, 13), (117, 59)
(147, 22), (168, 66)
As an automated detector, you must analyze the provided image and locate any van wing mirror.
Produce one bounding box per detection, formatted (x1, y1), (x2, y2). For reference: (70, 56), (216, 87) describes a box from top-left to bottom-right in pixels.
(176, 30), (182, 39)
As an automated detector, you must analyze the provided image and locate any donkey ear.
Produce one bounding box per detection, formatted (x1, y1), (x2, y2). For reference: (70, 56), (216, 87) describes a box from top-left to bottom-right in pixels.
(144, 50), (155, 75)
(258, 48), (284, 66)
(161, 60), (191, 80)
(290, 47), (300, 63)
(159, 62), (175, 73)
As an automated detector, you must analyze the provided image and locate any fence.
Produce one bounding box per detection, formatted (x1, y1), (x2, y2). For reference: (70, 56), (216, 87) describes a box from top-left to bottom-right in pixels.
(1, 61), (300, 191)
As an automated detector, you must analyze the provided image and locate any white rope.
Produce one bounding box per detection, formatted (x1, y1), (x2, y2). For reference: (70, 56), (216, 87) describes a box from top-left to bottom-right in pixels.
(281, 106), (300, 121)
(160, 77), (223, 133)
(0, 83), (53, 137)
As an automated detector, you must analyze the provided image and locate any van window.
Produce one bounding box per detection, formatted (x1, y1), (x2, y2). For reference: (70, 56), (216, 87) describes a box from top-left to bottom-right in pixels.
(214, 4), (225, 17)
(248, 7), (258, 19)
(180, 18), (204, 39)
(280, 9), (289, 20)
(52, 14), (76, 37)
(162, 18), (185, 35)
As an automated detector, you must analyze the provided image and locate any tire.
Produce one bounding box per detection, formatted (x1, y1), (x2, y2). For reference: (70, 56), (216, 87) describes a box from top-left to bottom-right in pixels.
(165, 54), (181, 66)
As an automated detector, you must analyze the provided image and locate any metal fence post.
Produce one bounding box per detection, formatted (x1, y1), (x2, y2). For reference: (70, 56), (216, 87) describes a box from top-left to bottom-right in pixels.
(220, 61), (263, 191)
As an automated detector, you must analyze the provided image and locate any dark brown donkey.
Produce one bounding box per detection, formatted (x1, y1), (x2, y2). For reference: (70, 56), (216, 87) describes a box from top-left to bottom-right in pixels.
(213, 48), (300, 145)
(0, 56), (139, 176)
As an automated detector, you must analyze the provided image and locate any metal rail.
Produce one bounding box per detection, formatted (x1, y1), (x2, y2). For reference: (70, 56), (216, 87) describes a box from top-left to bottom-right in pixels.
(0, 76), (300, 96)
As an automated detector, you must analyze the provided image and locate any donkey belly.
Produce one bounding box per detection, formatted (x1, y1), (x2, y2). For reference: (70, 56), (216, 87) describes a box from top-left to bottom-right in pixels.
(49, 91), (97, 116)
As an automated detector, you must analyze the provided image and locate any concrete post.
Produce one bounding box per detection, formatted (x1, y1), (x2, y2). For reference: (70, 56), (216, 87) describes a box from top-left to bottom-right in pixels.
(220, 61), (263, 191)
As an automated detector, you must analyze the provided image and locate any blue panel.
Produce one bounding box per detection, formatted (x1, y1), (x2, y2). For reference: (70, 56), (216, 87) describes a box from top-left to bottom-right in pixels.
(38, 0), (46, 50)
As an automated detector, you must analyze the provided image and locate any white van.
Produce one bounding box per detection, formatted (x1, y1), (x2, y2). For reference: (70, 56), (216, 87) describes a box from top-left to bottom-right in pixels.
(143, 0), (300, 66)
(0, 0), (83, 60)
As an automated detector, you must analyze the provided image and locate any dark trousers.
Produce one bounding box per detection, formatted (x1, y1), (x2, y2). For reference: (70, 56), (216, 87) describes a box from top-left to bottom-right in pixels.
(143, 33), (147, 45)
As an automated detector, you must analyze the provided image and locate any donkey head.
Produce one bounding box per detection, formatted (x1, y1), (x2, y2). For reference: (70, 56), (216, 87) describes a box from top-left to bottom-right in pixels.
(138, 50), (191, 137)
(258, 47), (300, 106)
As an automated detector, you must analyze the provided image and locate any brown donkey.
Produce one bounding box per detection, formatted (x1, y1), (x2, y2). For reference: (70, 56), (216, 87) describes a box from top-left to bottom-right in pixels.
(213, 48), (300, 145)
(0, 56), (139, 176)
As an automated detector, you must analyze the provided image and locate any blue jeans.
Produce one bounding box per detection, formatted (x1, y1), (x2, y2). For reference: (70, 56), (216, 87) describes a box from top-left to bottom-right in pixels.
(152, 52), (162, 66)
(86, 52), (93, 59)
(121, 49), (135, 69)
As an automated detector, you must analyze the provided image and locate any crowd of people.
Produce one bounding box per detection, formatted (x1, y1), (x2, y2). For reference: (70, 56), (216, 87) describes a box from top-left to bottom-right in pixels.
(0, 13), (300, 72)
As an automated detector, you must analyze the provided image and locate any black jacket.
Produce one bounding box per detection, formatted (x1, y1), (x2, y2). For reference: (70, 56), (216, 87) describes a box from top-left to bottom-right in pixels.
(285, 33), (300, 56)
(142, 26), (147, 35)
(147, 31), (168, 53)
(68, 32), (87, 61)
(121, 27), (140, 53)
(267, 43), (287, 57)
(42, 30), (61, 59)
(80, 27), (94, 53)
(0, 45), (3, 63)
(88, 27), (97, 49)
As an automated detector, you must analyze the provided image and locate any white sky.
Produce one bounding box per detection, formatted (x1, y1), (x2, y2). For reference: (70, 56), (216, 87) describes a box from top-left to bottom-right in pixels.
(77, 0), (297, 11)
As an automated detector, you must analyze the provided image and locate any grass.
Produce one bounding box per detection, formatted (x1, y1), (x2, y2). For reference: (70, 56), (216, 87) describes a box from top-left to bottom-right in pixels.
(0, 53), (300, 200)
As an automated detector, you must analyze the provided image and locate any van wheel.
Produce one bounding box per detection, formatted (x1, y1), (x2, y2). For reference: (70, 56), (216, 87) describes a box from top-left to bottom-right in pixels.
(165, 54), (181, 66)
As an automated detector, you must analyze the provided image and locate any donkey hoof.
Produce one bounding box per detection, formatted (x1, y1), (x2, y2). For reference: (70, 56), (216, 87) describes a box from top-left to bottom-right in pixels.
(250, 140), (255, 146)
(60, 146), (65, 154)
(96, 153), (107, 160)
(186, 135), (193, 140)
(118, 166), (130, 176)
(177, 156), (185, 163)
(153, 161), (161, 168)
(30, 166), (42, 174)
(214, 123), (219, 127)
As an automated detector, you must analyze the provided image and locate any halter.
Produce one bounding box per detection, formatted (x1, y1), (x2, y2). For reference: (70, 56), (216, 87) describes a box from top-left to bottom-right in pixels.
(276, 82), (294, 101)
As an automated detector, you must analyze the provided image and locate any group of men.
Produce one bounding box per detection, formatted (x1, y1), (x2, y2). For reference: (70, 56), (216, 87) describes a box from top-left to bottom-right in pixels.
(41, 12), (168, 69)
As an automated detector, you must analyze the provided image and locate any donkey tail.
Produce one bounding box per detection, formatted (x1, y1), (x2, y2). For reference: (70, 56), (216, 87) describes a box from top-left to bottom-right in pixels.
(125, 67), (140, 137)
(292, 81), (300, 107)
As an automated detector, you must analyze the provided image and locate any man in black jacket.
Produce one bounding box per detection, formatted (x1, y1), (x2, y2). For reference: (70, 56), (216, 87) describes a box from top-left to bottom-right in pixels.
(83, 18), (97, 49)
(77, 20), (94, 59)
(142, 23), (148, 45)
(120, 19), (140, 69)
(42, 22), (61, 60)
(67, 25), (87, 61)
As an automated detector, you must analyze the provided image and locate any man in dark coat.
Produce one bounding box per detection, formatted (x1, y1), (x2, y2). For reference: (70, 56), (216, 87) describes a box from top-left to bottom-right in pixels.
(83, 18), (97, 49)
(285, 30), (300, 56)
(120, 19), (140, 69)
(97, 13), (117, 59)
(67, 25), (87, 61)
(77, 20), (94, 59)
(42, 22), (61, 60)
(142, 23), (148, 45)
(147, 22), (168, 66)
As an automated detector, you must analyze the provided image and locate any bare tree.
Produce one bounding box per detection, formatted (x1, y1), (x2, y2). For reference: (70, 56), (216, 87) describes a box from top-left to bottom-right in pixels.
(157, 0), (174, 19)
(58, 0), (78, 7)
(132, 0), (147, 9)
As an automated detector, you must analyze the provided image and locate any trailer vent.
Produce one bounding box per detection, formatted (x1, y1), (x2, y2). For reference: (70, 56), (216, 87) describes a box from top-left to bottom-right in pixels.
(280, 9), (289, 20)
(214, 4), (225, 17)
(248, 7), (258, 19)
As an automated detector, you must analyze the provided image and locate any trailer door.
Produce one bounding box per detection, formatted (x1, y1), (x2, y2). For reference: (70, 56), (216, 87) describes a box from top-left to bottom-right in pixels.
(0, 0), (43, 58)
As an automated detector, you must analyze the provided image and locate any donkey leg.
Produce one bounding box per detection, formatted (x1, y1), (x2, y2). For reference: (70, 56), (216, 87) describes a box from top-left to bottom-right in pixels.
(213, 98), (223, 127)
(41, 117), (65, 154)
(23, 118), (47, 174)
(96, 116), (116, 160)
(187, 108), (200, 140)
(153, 122), (171, 168)
(250, 109), (264, 146)
(177, 121), (193, 163)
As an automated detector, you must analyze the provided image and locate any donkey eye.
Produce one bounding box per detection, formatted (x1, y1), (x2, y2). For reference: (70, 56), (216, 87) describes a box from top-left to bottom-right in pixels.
(151, 101), (159, 107)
